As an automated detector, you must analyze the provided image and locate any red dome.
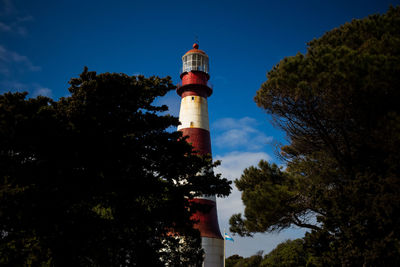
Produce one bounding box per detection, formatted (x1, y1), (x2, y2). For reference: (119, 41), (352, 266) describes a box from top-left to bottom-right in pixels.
(183, 43), (207, 56)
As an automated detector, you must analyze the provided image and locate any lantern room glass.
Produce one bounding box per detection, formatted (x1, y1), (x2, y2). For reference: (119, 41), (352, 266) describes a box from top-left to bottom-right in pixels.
(182, 53), (209, 74)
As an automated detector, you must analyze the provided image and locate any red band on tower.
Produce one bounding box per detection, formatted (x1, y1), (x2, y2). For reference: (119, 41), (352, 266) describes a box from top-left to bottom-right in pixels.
(181, 128), (212, 155)
(190, 198), (223, 239)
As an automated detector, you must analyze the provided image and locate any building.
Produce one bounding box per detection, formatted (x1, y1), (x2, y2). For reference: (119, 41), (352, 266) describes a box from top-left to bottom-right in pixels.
(177, 43), (224, 267)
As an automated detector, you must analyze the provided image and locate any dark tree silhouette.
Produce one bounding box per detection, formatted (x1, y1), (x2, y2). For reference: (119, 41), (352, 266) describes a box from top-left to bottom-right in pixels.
(230, 6), (400, 266)
(0, 68), (231, 266)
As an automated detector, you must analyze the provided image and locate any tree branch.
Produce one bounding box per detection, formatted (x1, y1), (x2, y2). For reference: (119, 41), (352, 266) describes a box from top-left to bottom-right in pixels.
(292, 214), (321, 231)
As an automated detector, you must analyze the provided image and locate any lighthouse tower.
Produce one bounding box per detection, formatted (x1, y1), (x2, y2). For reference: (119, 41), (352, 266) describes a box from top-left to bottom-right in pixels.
(177, 44), (224, 267)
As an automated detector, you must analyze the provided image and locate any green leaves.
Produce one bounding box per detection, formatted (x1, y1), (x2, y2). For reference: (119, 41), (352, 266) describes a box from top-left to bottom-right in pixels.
(231, 161), (319, 236)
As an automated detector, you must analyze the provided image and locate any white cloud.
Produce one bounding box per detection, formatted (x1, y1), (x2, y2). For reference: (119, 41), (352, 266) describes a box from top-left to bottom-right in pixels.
(224, 229), (306, 258)
(213, 117), (256, 130)
(214, 151), (306, 257)
(33, 87), (52, 97)
(15, 25), (26, 36)
(212, 117), (273, 150)
(0, 80), (52, 98)
(0, 18), (29, 36)
(0, 80), (26, 91)
(215, 151), (271, 180)
(0, 45), (41, 76)
(0, 21), (11, 31)
(16, 15), (34, 23)
(215, 151), (271, 229)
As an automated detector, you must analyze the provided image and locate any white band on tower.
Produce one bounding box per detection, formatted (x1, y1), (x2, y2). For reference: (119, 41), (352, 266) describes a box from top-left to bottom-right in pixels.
(177, 95), (210, 131)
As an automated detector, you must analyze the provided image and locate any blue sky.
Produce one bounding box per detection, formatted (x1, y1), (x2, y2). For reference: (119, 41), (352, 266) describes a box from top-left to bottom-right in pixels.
(1, 0), (398, 258)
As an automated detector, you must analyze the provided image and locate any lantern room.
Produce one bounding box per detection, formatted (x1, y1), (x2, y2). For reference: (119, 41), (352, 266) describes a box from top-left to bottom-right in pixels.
(177, 43), (213, 97)
(182, 43), (209, 74)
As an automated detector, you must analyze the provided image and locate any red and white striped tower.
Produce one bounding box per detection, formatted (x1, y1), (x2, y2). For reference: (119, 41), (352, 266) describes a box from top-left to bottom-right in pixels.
(177, 44), (224, 267)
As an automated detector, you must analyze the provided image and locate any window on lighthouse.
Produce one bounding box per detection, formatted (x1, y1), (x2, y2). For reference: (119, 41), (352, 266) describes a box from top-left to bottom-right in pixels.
(182, 53), (209, 74)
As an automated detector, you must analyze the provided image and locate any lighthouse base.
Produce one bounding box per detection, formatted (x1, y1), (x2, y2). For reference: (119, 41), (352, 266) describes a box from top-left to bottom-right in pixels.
(202, 237), (224, 267)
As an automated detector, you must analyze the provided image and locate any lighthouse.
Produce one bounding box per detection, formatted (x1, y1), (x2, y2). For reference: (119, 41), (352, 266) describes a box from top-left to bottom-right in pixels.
(177, 44), (224, 267)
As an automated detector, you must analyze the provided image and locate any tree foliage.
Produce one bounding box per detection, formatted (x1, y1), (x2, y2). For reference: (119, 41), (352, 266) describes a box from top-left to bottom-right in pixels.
(230, 6), (400, 266)
(261, 239), (309, 267)
(226, 239), (310, 267)
(0, 68), (231, 266)
(226, 251), (263, 267)
(225, 254), (244, 267)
